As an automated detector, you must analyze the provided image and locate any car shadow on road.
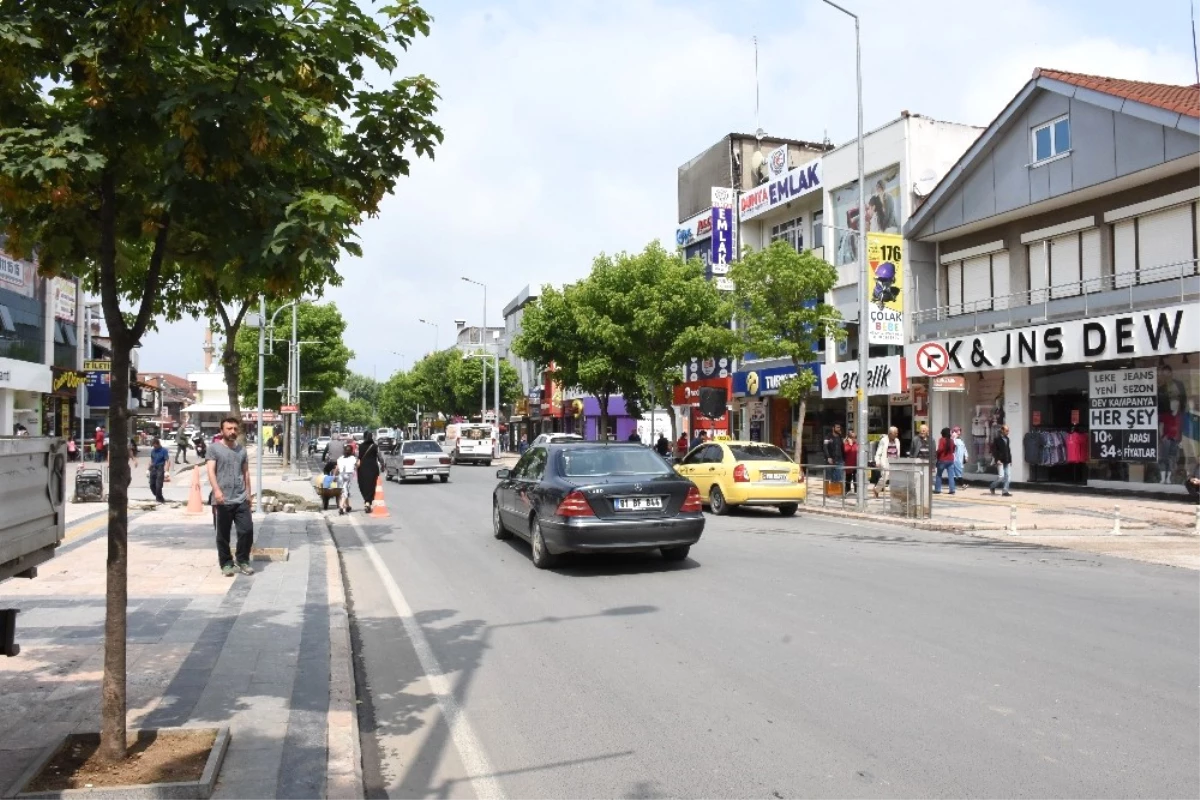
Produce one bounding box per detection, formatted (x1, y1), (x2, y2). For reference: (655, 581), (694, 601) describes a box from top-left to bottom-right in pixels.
(498, 537), (701, 576)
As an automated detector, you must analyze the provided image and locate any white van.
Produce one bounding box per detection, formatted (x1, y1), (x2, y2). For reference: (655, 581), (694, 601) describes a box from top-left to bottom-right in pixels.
(446, 423), (495, 466)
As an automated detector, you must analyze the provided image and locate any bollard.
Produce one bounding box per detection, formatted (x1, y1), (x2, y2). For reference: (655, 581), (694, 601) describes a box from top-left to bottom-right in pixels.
(1112, 504), (1121, 535)
(1008, 504), (1018, 535)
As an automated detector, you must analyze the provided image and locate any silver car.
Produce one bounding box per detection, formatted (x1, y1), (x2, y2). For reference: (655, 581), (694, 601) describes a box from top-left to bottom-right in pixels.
(385, 440), (452, 483)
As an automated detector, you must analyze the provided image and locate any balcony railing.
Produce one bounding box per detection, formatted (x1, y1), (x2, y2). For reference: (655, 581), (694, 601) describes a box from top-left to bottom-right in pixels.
(912, 258), (1198, 339)
(0, 332), (44, 364)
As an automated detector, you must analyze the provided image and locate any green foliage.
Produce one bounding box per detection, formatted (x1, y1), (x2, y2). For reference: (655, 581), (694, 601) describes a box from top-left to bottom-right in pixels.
(234, 301), (353, 413)
(343, 372), (382, 407)
(378, 371), (418, 427)
(390, 349), (523, 419)
(310, 395), (375, 430)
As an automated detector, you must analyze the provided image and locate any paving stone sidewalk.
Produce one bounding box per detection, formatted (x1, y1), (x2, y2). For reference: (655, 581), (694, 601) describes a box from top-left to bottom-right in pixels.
(0, 503), (360, 799)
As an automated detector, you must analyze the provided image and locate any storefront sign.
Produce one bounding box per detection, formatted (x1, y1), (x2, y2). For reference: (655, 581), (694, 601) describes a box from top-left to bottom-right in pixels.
(739, 159), (822, 222)
(51, 277), (77, 322)
(733, 362), (821, 397)
(931, 375), (966, 391)
(0, 251), (35, 298)
(673, 377), (731, 406)
(52, 369), (87, 394)
(83, 360), (111, 372)
(1089, 368), (1158, 461)
(86, 370), (111, 408)
(0, 357), (52, 393)
(867, 233), (904, 346)
(676, 210), (714, 247)
(710, 205), (733, 274)
(685, 356), (732, 382)
(889, 392), (912, 405)
(820, 356), (907, 399)
(907, 304), (1196, 376)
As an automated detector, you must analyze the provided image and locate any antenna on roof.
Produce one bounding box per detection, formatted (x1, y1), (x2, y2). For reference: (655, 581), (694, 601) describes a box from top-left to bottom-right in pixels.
(1192, 0), (1199, 86)
(753, 36), (764, 141)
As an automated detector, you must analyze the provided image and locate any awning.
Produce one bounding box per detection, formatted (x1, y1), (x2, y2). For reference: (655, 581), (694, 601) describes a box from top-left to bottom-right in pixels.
(180, 402), (231, 413)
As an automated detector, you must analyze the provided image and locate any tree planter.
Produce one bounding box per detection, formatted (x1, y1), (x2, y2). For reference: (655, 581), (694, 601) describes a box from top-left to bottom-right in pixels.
(7, 727), (230, 800)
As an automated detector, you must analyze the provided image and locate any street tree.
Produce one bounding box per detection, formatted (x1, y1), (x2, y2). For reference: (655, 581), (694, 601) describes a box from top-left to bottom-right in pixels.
(378, 370), (419, 428)
(309, 395), (374, 431)
(234, 301), (354, 414)
(407, 349), (460, 417)
(0, 0), (441, 761)
(344, 372), (382, 409)
(449, 355), (523, 419)
(729, 240), (843, 463)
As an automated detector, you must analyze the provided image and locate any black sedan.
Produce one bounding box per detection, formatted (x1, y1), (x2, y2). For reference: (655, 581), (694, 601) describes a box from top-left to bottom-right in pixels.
(492, 442), (704, 569)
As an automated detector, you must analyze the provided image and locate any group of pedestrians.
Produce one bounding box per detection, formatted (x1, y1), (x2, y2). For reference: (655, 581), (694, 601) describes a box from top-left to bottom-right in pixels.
(821, 420), (1015, 499)
(322, 431), (383, 515)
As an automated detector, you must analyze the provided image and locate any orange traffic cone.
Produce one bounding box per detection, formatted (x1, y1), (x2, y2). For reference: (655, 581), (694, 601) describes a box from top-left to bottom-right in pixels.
(369, 474), (389, 518)
(185, 465), (204, 515)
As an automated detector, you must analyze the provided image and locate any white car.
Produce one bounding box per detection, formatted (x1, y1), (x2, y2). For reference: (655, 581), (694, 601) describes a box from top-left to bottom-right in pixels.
(531, 433), (584, 446)
(314, 436), (332, 456)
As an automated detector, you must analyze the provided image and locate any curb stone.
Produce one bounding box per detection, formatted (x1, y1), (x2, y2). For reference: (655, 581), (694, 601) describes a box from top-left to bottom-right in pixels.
(322, 520), (364, 800)
(795, 504), (1153, 533)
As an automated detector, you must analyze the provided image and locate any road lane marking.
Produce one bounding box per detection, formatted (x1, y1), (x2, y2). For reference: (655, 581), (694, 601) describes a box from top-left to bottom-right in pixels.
(345, 514), (506, 800)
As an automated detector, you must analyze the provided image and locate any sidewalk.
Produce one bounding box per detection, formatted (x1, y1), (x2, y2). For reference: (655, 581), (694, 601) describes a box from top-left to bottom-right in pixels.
(801, 481), (1200, 569)
(0, 502), (359, 797)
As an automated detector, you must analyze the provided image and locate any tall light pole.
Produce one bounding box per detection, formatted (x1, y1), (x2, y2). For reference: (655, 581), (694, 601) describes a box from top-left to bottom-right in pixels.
(417, 318), (439, 353)
(821, 0), (869, 510)
(256, 297), (266, 513)
(461, 277), (500, 433)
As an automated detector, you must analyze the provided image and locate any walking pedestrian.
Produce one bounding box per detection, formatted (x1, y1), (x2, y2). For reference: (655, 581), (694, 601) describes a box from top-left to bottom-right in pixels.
(356, 431), (383, 513)
(873, 426), (900, 497)
(94, 426), (106, 463)
(677, 433), (689, 457)
(206, 417), (255, 577)
(843, 432), (858, 493)
(518, 435), (528, 456)
(175, 427), (189, 464)
(627, 430), (642, 443)
(823, 423), (846, 486)
(952, 426), (969, 487)
(66, 437), (77, 462)
(336, 443), (357, 515)
(148, 437), (170, 502)
(933, 427), (956, 494)
(655, 433), (670, 457)
(988, 424), (1013, 497)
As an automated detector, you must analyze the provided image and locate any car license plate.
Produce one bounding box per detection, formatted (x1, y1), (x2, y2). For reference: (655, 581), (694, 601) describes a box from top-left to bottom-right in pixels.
(761, 472), (789, 482)
(614, 496), (664, 511)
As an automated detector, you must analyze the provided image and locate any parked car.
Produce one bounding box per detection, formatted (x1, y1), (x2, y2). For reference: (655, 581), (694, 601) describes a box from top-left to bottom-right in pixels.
(531, 433), (584, 446)
(492, 442), (704, 569)
(674, 440), (805, 516)
(313, 436), (332, 457)
(385, 440), (452, 483)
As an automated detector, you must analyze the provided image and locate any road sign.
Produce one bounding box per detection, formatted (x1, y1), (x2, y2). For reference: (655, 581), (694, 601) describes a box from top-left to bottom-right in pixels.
(281, 404), (298, 413)
(915, 342), (949, 377)
(931, 375), (966, 391)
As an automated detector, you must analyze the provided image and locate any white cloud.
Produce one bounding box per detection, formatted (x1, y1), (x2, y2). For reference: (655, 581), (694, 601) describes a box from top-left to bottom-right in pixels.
(135, 0), (1195, 384)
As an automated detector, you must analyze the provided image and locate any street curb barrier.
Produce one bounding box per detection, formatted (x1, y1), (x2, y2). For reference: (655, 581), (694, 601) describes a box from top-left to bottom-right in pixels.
(1008, 505), (1017, 536)
(323, 521), (366, 800)
(1112, 504), (1121, 535)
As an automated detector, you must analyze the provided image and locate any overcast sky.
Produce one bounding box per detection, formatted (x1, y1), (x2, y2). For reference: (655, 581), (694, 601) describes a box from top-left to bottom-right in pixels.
(133, 0), (1199, 379)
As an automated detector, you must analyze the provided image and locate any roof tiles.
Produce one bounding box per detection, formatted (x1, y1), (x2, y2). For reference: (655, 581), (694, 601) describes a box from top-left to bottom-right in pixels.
(1033, 68), (1199, 117)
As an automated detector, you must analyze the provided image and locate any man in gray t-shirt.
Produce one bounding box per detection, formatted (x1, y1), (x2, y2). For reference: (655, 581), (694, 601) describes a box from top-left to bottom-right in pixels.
(206, 417), (254, 577)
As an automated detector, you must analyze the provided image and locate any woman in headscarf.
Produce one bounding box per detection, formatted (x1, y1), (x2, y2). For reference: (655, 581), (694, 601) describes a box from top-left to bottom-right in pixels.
(356, 430), (383, 513)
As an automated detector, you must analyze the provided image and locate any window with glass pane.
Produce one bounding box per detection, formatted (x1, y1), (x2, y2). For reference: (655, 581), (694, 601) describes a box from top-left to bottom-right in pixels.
(1032, 116), (1069, 163)
(812, 211), (824, 249)
(769, 216), (803, 252)
(1034, 126), (1052, 161)
(1053, 117), (1070, 152)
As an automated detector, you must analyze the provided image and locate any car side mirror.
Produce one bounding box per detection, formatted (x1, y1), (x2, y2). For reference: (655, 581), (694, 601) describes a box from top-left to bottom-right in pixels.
(495, 469), (511, 480)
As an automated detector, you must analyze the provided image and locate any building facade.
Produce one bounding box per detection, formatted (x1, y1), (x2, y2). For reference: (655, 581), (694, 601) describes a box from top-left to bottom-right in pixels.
(904, 68), (1199, 494)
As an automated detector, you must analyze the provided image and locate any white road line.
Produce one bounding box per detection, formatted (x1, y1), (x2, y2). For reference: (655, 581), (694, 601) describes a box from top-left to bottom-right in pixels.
(345, 514), (506, 800)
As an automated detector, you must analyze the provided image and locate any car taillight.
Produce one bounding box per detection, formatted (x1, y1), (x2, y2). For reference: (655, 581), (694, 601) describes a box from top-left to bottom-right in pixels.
(439, 457), (451, 465)
(555, 490), (594, 518)
(403, 458), (415, 466)
(733, 464), (749, 483)
(681, 485), (702, 513)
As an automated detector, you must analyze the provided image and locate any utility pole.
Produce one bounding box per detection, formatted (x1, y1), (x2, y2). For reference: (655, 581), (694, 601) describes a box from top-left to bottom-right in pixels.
(292, 301), (300, 465)
(255, 297), (266, 513)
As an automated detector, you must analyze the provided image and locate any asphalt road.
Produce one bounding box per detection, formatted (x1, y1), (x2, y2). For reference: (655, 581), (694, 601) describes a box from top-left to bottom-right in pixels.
(329, 462), (1199, 799)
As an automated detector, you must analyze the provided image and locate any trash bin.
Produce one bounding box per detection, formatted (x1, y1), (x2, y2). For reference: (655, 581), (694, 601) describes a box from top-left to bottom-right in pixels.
(888, 457), (930, 518)
(74, 468), (104, 503)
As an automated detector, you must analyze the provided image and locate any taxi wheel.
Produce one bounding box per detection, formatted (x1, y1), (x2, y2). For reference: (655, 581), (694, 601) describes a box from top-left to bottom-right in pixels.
(778, 503), (798, 517)
(709, 486), (729, 516)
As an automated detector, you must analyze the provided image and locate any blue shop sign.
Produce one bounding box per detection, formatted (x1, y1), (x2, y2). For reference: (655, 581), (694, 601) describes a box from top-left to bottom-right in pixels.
(733, 362), (821, 397)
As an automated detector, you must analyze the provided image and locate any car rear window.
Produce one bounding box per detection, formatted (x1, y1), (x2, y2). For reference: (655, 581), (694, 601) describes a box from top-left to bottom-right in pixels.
(559, 447), (672, 477)
(728, 444), (792, 462)
(404, 441), (442, 454)
(462, 427), (492, 440)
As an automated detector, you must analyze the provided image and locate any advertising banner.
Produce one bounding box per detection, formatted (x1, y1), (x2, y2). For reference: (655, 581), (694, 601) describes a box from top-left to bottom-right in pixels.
(830, 166), (901, 266)
(1089, 367), (1157, 461)
(52, 277), (76, 322)
(867, 232), (904, 345)
(739, 159), (822, 222)
(0, 251), (35, 298)
(86, 369), (112, 408)
(709, 205), (733, 275)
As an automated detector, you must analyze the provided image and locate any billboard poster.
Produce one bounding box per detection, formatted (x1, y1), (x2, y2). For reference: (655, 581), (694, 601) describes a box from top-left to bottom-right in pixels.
(709, 205), (733, 276)
(86, 369), (112, 408)
(52, 277), (76, 322)
(1089, 368), (1157, 461)
(867, 232), (904, 345)
(830, 165), (901, 267)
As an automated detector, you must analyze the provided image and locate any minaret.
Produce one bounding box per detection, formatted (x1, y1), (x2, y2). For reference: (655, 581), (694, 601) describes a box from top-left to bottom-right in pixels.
(202, 327), (214, 371)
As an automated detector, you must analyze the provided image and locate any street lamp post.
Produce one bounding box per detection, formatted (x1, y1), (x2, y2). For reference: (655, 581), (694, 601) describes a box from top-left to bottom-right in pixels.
(417, 318), (439, 354)
(821, 0), (869, 511)
(461, 277), (500, 434)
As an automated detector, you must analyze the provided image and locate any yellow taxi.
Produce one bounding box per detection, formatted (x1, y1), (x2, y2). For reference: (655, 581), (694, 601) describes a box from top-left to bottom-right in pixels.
(674, 440), (806, 517)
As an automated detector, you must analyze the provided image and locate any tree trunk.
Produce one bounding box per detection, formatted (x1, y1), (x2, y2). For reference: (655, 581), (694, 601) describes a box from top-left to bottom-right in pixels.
(222, 341), (242, 441)
(101, 327), (131, 763)
(597, 392), (609, 441)
(794, 397), (807, 466)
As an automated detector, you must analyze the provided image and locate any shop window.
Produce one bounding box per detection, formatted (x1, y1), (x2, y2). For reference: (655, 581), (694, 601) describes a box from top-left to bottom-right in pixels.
(769, 216), (803, 252)
(0, 304), (14, 333)
(1031, 115), (1070, 165)
(812, 211), (824, 250)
